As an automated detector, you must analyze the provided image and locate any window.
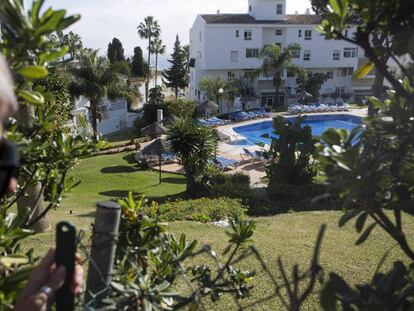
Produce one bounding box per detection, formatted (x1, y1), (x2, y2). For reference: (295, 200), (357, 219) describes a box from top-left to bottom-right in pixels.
(333, 50), (340, 60)
(231, 51), (239, 62)
(338, 67), (354, 76)
(303, 50), (311, 61)
(326, 71), (334, 79)
(236, 30), (239, 38)
(335, 86), (346, 94)
(249, 5), (252, 12)
(246, 48), (259, 58)
(275, 42), (282, 48)
(244, 69), (255, 78)
(344, 47), (358, 58)
(275, 29), (283, 36)
(304, 30), (312, 40)
(285, 87), (292, 95)
(276, 4), (283, 14)
(244, 30), (252, 40)
(298, 30), (302, 38)
(292, 47), (301, 58)
(338, 68), (348, 77)
(344, 29), (349, 37)
(227, 71), (235, 78)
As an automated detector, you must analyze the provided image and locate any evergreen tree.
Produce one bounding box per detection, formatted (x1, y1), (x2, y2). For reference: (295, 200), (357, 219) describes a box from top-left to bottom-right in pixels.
(131, 46), (145, 77)
(163, 35), (187, 98)
(107, 37), (125, 64)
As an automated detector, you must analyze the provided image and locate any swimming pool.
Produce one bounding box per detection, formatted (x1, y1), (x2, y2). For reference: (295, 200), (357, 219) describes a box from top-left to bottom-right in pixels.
(232, 114), (363, 146)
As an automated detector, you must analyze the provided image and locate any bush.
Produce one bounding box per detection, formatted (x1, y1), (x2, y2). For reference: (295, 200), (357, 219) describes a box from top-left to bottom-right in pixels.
(210, 173), (271, 216)
(154, 197), (246, 223)
(267, 182), (340, 213)
(165, 98), (196, 119)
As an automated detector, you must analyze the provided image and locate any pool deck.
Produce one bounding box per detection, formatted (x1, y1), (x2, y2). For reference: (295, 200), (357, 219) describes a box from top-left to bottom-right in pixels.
(147, 108), (368, 188)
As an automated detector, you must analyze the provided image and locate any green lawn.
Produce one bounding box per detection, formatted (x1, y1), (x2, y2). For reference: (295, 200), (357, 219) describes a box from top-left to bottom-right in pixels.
(22, 151), (412, 310)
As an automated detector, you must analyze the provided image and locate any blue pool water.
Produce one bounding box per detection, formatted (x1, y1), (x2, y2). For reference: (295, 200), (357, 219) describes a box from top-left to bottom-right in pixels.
(232, 114), (363, 146)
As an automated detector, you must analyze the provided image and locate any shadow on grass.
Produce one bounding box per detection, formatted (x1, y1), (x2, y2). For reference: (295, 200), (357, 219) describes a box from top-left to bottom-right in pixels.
(101, 165), (146, 174)
(99, 190), (143, 197)
(160, 177), (186, 184)
(77, 211), (96, 218)
(98, 189), (188, 204)
(122, 152), (137, 165)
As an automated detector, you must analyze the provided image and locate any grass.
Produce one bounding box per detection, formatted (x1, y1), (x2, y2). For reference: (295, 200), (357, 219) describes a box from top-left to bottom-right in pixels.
(23, 151), (186, 254)
(22, 151), (412, 309)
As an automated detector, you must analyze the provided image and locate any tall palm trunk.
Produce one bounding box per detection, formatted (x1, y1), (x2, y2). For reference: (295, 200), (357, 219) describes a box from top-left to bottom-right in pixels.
(155, 51), (158, 88)
(146, 36), (151, 102)
(91, 100), (98, 140)
(17, 104), (50, 233)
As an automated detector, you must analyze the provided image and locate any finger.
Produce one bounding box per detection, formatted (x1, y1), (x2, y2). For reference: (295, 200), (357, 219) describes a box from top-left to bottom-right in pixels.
(46, 265), (67, 292)
(36, 247), (56, 273)
(23, 248), (56, 296)
(71, 265), (84, 295)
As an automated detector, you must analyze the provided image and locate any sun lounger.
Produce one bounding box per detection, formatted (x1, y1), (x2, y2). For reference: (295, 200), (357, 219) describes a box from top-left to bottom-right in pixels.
(213, 157), (239, 171)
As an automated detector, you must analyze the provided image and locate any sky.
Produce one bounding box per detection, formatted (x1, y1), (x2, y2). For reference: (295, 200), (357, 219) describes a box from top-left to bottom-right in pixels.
(43, 0), (312, 67)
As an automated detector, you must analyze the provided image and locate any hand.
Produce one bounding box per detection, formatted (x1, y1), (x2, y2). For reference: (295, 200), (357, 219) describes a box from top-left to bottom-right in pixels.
(15, 247), (84, 311)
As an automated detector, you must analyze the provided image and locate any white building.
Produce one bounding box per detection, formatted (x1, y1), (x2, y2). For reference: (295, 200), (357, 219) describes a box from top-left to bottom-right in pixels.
(188, 0), (387, 111)
(71, 96), (140, 136)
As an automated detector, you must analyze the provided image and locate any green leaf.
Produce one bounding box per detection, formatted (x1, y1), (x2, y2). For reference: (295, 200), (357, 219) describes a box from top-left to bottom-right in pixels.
(339, 210), (358, 227)
(16, 66), (48, 79)
(354, 62), (375, 79)
(18, 90), (45, 105)
(355, 213), (368, 233)
(0, 256), (29, 268)
(322, 129), (341, 146)
(329, 0), (341, 15)
(78, 114), (88, 129)
(39, 46), (69, 65)
(356, 223), (376, 245)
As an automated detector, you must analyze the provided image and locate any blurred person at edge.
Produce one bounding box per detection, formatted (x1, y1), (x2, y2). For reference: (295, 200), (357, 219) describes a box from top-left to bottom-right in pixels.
(0, 55), (84, 311)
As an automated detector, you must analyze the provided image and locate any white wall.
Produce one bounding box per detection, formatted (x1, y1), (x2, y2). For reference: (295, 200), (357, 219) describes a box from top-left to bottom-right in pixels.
(249, 0), (286, 20)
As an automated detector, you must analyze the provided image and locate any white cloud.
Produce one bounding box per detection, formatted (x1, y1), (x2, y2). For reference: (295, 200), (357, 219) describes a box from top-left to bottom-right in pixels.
(46, 0), (311, 61)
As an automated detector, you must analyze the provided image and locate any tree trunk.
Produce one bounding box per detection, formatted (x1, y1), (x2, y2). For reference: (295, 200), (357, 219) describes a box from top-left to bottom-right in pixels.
(369, 61), (388, 116)
(175, 87), (178, 99)
(91, 101), (98, 140)
(16, 104), (50, 233)
(155, 52), (158, 88)
(146, 36), (151, 102)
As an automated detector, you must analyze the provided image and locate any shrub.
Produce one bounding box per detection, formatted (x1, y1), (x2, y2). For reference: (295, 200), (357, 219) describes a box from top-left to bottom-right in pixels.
(210, 173), (271, 216)
(267, 116), (319, 186)
(165, 98), (196, 119)
(154, 197), (246, 222)
(267, 182), (339, 213)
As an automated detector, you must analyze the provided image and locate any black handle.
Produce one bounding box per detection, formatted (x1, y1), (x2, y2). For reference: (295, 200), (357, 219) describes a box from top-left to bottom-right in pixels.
(55, 221), (76, 311)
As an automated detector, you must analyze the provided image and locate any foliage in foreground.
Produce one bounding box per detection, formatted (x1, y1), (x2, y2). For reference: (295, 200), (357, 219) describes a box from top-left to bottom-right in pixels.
(0, 0), (95, 308)
(106, 194), (255, 309)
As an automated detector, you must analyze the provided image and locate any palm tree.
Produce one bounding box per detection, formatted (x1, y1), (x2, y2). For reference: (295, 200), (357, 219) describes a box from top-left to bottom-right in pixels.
(137, 16), (161, 102)
(168, 118), (218, 194)
(69, 50), (136, 139)
(259, 43), (303, 108)
(150, 37), (166, 88)
(66, 31), (83, 60)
